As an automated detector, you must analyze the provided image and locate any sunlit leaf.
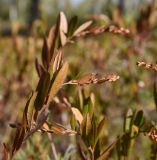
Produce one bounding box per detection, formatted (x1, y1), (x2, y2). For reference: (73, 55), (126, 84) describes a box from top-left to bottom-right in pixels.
(52, 49), (63, 73)
(71, 107), (83, 125)
(85, 113), (91, 137)
(70, 114), (77, 131)
(60, 12), (68, 46)
(131, 125), (139, 137)
(124, 109), (133, 133)
(73, 20), (93, 36)
(48, 61), (69, 103)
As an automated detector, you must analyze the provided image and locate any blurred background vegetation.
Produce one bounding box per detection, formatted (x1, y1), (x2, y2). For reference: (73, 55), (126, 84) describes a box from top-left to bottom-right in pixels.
(0, 0), (157, 159)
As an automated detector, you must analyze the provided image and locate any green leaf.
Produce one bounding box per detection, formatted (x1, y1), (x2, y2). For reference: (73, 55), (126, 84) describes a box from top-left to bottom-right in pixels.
(70, 114), (77, 131)
(81, 113), (92, 147)
(85, 113), (91, 137)
(67, 16), (78, 37)
(48, 61), (69, 103)
(153, 81), (157, 110)
(133, 110), (143, 127)
(124, 109), (133, 133)
(95, 117), (106, 146)
(90, 115), (97, 148)
(88, 93), (95, 119)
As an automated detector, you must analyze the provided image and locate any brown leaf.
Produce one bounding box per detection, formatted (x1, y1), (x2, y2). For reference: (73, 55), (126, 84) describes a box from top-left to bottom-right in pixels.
(11, 98), (29, 157)
(47, 61), (69, 103)
(47, 26), (56, 52)
(52, 49), (63, 73)
(34, 71), (50, 111)
(96, 140), (117, 160)
(24, 108), (49, 140)
(3, 143), (9, 160)
(49, 13), (60, 59)
(42, 122), (77, 136)
(73, 20), (93, 36)
(42, 37), (49, 69)
(35, 58), (45, 77)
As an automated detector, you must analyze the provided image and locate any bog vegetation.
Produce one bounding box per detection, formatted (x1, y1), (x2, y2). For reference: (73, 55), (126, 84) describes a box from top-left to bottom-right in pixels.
(1, 2), (157, 160)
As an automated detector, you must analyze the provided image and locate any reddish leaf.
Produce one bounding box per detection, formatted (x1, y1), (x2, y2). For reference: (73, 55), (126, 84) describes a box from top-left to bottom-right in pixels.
(49, 14), (61, 59)
(47, 25), (56, 52)
(42, 37), (49, 69)
(3, 143), (9, 160)
(34, 71), (50, 111)
(35, 58), (45, 77)
(11, 98), (30, 157)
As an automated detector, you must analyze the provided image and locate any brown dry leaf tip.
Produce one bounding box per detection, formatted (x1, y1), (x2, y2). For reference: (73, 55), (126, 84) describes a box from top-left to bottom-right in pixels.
(137, 61), (157, 72)
(108, 26), (130, 35)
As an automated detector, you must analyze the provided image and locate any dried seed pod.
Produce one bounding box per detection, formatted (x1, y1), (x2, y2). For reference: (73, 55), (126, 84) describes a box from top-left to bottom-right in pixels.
(64, 73), (119, 86)
(137, 61), (157, 72)
(108, 26), (130, 35)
